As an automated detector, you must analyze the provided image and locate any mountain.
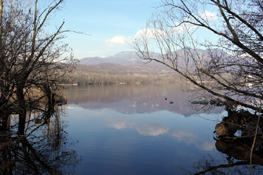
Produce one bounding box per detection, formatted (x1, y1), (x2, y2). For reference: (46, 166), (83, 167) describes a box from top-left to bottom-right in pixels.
(79, 49), (228, 67)
(80, 51), (144, 65)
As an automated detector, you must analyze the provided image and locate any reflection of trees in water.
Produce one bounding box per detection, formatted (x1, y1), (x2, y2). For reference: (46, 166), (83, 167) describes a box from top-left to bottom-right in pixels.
(190, 154), (263, 175)
(67, 84), (186, 103)
(67, 84), (224, 115)
(182, 108), (263, 175)
(0, 107), (81, 175)
(214, 109), (263, 154)
(182, 138), (263, 174)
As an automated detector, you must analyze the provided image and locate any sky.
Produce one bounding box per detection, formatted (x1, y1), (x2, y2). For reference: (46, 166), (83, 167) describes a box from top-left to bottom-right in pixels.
(49, 0), (219, 59)
(49, 0), (161, 59)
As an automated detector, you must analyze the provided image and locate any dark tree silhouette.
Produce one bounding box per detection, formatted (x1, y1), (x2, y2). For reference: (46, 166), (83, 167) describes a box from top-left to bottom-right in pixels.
(0, 0), (77, 134)
(0, 108), (81, 175)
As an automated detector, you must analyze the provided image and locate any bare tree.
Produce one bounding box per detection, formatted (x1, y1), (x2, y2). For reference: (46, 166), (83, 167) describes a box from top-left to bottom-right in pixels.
(133, 1), (263, 171)
(133, 0), (263, 112)
(0, 0), (76, 134)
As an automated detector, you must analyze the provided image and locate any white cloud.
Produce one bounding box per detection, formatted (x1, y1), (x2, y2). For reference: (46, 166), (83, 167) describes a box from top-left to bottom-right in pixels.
(199, 11), (217, 21)
(168, 24), (193, 35)
(135, 28), (166, 39)
(106, 36), (132, 45)
(137, 124), (169, 136)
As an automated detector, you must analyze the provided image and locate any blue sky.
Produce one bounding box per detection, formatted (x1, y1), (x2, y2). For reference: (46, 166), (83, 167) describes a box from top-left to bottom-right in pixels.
(50, 0), (219, 59)
(51, 0), (161, 59)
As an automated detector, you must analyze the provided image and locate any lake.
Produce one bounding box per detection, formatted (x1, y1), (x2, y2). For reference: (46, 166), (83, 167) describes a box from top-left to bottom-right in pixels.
(1, 84), (263, 175)
(63, 84), (262, 175)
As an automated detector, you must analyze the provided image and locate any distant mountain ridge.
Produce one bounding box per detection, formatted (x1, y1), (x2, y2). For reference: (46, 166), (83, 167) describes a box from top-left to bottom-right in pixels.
(79, 51), (147, 65)
(79, 49), (227, 66)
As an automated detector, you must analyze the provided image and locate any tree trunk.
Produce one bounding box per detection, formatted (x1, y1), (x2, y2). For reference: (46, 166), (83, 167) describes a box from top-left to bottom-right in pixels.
(1, 114), (10, 131)
(17, 85), (26, 135)
(215, 122), (238, 136)
(18, 109), (26, 135)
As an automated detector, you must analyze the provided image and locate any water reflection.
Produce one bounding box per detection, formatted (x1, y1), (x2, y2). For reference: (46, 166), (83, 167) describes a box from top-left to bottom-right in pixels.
(109, 121), (135, 130)
(0, 108), (81, 175)
(171, 129), (198, 145)
(189, 111), (263, 175)
(190, 153), (263, 175)
(65, 85), (263, 174)
(67, 84), (224, 116)
(137, 124), (169, 136)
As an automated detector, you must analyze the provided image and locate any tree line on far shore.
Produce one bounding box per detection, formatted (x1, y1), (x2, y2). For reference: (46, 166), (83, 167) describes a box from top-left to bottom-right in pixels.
(64, 64), (184, 86)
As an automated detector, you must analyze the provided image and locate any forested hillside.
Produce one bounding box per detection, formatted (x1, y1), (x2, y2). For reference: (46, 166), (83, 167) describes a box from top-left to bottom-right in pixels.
(64, 62), (183, 86)
(65, 49), (228, 86)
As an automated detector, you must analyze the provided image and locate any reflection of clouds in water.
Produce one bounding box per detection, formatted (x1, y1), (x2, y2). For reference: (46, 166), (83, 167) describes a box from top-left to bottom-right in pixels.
(200, 141), (215, 151)
(109, 120), (215, 150)
(171, 129), (198, 145)
(109, 121), (135, 130)
(137, 124), (169, 136)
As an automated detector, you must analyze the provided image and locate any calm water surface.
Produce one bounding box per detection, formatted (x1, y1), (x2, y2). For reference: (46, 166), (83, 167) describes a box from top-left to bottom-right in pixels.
(64, 84), (261, 175)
